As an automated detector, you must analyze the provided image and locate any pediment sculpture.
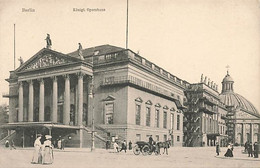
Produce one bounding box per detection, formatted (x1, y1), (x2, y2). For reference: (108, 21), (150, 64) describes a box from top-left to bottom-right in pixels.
(25, 54), (70, 70)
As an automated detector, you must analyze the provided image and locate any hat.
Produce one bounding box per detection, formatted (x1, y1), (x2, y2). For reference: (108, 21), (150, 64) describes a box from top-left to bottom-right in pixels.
(45, 135), (52, 139)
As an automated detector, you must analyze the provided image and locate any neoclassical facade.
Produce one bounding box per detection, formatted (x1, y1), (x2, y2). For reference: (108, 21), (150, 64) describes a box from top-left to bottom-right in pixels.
(220, 72), (260, 145)
(3, 44), (187, 148)
(2, 41), (259, 148)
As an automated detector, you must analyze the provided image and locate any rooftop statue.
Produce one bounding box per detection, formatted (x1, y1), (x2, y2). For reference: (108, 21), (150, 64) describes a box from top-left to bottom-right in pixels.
(45, 34), (52, 49)
(78, 43), (84, 60)
(18, 56), (24, 66)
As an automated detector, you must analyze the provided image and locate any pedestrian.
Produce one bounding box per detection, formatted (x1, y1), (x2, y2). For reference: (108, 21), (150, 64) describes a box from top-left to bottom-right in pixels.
(57, 138), (62, 149)
(149, 135), (154, 146)
(120, 140), (127, 153)
(61, 138), (65, 150)
(42, 135), (53, 165)
(10, 139), (16, 150)
(106, 140), (110, 150)
(216, 142), (220, 156)
(5, 139), (9, 148)
(248, 142), (253, 157)
(31, 135), (42, 164)
(244, 141), (248, 153)
(224, 143), (233, 157)
(253, 142), (258, 158)
(113, 141), (119, 153)
(128, 141), (132, 150)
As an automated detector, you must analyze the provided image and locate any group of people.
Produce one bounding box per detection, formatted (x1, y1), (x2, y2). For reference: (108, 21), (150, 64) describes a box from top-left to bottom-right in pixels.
(244, 141), (259, 158)
(112, 140), (132, 153)
(217, 141), (259, 158)
(31, 134), (54, 165)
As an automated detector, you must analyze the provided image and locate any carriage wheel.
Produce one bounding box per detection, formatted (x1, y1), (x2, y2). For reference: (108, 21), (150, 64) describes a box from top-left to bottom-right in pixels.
(142, 145), (150, 156)
(133, 145), (141, 155)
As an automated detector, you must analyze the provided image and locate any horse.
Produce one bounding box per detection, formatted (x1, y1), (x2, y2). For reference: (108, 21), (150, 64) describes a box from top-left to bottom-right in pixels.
(157, 140), (171, 155)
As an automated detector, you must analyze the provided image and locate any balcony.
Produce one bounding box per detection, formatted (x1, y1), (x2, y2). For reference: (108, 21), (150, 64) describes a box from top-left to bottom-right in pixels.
(200, 105), (217, 114)
(202, 97), (216, 105)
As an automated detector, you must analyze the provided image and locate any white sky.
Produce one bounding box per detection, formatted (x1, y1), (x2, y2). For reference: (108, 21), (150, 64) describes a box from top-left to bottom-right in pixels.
(0, 0), (259, 111)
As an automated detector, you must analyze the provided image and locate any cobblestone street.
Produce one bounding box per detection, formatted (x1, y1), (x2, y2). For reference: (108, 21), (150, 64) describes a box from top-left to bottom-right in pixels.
(0, 146), (259, 168)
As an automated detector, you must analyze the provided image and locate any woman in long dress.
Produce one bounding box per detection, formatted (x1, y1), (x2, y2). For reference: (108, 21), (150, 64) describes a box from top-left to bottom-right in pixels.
(224, 143), (233, 157)
(31, 136), (42, 164)
(42, 135), (53, 164)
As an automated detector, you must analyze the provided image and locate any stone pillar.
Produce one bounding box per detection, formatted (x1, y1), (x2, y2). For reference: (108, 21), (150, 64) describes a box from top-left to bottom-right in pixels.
(18, 82), (23, 122)
(52, 76), (58, 123)
(39, 79), (45, 122)
(250, 123), (254, 143)
(28, 80), (34, 122)
(77, 73), (84, 126)
(242, 123), (246, 144)
(63, 74), (70, 125)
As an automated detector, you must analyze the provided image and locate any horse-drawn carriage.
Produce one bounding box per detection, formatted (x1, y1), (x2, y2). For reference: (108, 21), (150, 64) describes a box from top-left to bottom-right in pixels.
(133, 141), (160, 156)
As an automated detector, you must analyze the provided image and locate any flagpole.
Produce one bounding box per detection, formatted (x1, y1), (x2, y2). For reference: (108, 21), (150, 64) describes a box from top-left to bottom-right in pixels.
(126, 0), (129, 49)
(14, 24), (16, 70)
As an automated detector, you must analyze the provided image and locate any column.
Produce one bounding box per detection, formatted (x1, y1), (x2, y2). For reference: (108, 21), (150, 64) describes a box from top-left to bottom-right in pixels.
(52, 76), (58, 123)
(18, 82), (23, 122)
(250, 123), (254, 143)
(77, 73), (84, 126)
(28, 80), (34, 122)
(242, 123), (246, 144)
(39, 79), (45, 122)
(63, 74), (70, 125)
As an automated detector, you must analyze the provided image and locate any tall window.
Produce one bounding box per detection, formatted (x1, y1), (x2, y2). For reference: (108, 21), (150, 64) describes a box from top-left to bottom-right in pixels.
(170, 113), (174, 130)
(146, 107), (151, 126)
(105, 103), (114, 124)
(177, 114), (180, 130)
(136, 104), (141, 125)
(155, 109), (159, 128)
(163, 111), (167, 129)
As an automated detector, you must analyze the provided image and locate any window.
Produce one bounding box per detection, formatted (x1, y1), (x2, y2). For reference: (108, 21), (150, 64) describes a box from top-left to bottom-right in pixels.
(156, 135), (159, 142)
(163, 111), (167, 129)
(105, 103), (114, 124)
(155, 109), (159, 128)
(177, 136), (180, 142)
(146, 107), (151, 126)
(170, 113), (174, 129)
(177, 114), (180, 130)
(136, 104), (141, 125)
(136, 134), (141, 141)
(164, 135), (167, 142)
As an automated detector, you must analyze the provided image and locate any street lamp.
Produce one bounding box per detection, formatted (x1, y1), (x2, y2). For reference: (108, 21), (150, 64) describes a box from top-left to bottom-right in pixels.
(89, 77), (95, 152)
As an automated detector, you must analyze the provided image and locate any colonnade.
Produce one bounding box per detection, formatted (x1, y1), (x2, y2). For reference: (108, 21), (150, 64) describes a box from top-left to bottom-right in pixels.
(18, 72), (90, 126)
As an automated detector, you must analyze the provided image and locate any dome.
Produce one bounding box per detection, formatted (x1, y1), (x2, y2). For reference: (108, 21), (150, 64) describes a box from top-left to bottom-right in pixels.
(220, 92), (259, 115)
(222, 71), (234, 83)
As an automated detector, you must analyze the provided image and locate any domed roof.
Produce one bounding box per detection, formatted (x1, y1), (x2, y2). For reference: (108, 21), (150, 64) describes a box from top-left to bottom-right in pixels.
(222, 71), (234, 83)
(220, 92), (259, 115)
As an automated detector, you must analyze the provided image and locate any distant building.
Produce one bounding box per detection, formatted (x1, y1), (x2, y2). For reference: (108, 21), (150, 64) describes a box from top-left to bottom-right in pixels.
(219, 72), (260, 145)
(184, 72), (260, 147)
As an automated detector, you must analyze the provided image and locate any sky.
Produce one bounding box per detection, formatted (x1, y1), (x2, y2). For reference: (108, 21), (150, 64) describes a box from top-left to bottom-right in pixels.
(0, 0), (259, 111)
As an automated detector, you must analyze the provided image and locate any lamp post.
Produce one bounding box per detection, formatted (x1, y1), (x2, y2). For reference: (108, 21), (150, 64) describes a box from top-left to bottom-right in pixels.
(89, 77), (95, 152)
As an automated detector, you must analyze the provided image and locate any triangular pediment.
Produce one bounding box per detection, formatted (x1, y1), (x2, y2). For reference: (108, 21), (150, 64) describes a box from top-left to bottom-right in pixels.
(135, 97), (143, 103)
(145, 100), (153, 105)
(236, 110), (259, 120)
(102, 95), (115, 101)
(155, 103), (161, 108)
(17, 48), (82, 72)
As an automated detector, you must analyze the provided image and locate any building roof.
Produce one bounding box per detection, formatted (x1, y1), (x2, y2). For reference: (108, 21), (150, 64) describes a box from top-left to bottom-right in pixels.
(219, 92), (259, 115)
(68, 44), (125, 58)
